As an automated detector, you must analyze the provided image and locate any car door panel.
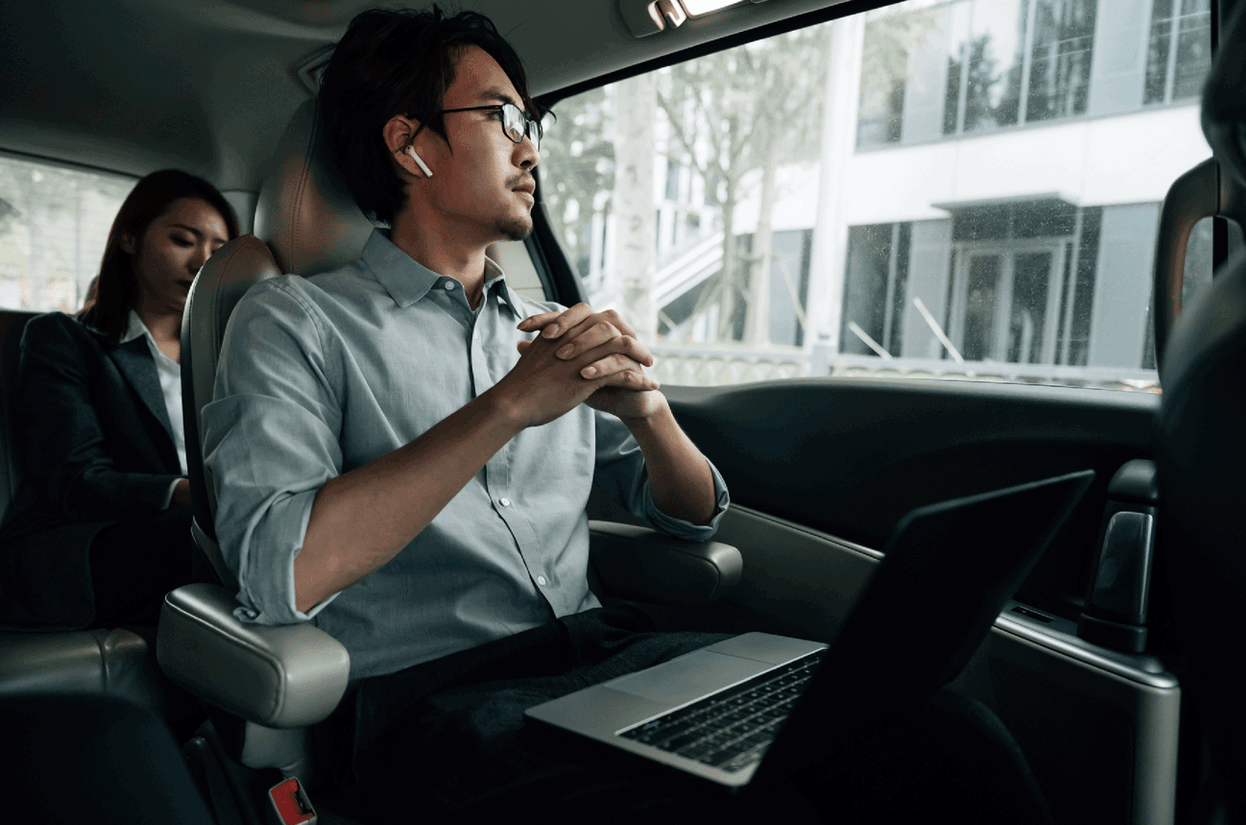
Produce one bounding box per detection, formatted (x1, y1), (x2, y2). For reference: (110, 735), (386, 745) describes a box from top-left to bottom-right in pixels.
(586, 377), (1173, 825)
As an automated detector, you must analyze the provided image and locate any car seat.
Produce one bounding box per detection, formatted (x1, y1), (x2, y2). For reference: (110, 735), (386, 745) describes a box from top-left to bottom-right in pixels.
(156, 97), (742, 824)
(4, 692), (216, 825)
(1154, 3), (1246, 822)
(0, 309), (173, 718)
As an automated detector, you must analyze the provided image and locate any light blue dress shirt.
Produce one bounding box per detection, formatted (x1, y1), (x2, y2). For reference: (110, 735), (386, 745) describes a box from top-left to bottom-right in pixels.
(202, 230), (729, 681)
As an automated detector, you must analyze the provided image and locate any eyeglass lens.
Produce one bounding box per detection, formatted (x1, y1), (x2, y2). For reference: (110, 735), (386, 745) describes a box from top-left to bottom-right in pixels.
(502, 103), (540, 151)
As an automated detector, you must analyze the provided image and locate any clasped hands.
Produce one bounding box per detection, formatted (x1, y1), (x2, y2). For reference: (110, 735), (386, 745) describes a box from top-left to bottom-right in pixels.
(505, 303), (664, 426)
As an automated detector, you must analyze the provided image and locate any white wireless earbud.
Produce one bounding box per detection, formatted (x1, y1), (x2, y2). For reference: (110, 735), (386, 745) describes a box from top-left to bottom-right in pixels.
(406, 145), (433, 178)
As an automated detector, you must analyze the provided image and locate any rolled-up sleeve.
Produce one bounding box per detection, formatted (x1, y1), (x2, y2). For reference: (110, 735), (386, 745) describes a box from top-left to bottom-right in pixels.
(591, 410), (730, 541)
(201, 279), (344, 625)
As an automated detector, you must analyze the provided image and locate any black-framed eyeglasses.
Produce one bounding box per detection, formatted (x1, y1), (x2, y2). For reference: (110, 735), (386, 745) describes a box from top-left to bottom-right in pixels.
(437, 102), (542, 152)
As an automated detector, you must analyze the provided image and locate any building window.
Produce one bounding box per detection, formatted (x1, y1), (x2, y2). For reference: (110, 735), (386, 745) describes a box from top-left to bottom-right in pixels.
(1144, 0), (1212, 105)
(841, 222), (911, 356)
(939, 200), (1095, 366)
(1024, 0), (1097, 123)
(857, 17), (907, 150)
(944, 0), (1097, 136)
(665, 158), (681, 201)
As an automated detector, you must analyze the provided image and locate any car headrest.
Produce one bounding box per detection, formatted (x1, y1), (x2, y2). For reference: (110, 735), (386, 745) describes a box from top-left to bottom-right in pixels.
(1203, 2), (1246, 191)
(254, 97), (374, 277)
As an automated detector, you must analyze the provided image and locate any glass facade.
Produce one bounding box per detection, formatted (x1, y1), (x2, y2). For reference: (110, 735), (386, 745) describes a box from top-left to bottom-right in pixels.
(540, 0), (1213, 390)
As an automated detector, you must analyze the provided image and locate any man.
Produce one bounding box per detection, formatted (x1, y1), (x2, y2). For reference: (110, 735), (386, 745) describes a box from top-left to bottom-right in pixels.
(205, 7), (726, 674)
(204, 7), (1053, 823)
(203, 5), (758, 820)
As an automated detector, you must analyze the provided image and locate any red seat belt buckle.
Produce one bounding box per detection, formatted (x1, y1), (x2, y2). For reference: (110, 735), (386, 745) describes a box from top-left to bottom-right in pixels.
(268, 777), (317, 825)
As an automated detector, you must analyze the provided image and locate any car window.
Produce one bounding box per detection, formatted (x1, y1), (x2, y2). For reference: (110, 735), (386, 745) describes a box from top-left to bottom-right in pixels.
(0, 153), (133, 313)
(540, 0), (1213, 391)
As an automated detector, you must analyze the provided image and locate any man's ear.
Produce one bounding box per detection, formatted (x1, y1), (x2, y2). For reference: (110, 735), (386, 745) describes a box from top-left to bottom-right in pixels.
(384, 115), (427, 178)
(120, 234), (136, 255)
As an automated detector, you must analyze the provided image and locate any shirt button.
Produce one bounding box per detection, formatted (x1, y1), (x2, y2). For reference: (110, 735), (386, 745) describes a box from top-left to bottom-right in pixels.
(536, 576), (547, 586)
(499, 497), (511, 507)
(443, 281), (456, 290)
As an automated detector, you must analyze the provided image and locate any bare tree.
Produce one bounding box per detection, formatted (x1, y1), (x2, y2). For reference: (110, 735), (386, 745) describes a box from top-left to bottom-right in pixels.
(657, 28), (826, 345)
(611, 74), (658, 344)
(540, 87), (614, 287)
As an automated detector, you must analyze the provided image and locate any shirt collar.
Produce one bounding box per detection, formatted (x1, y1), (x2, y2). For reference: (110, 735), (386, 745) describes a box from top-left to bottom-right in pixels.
(360, 229), (519, 318)
(120, 309), (149, 344)
(482, 256), (520, 318)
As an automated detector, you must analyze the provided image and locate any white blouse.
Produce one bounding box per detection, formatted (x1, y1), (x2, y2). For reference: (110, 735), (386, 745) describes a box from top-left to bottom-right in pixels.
(122, 310), (187, 506)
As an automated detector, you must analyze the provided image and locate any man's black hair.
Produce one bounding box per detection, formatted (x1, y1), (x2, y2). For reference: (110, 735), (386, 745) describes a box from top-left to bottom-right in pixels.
(318, 6), (540, 226)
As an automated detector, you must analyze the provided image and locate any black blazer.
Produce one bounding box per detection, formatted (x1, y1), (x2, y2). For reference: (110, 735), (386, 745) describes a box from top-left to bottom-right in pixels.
(0, 311), (183, 630)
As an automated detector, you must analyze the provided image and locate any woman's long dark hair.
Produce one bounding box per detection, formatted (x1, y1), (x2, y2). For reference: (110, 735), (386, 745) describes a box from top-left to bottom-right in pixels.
(82, 169), (238, 346)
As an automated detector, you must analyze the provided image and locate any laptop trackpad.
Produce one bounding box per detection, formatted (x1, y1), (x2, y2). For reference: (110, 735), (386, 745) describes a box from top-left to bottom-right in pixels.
(603, 650), (769, 705)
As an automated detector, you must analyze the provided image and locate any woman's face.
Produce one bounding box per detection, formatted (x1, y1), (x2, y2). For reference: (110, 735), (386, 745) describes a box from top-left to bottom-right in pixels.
(126, 197), (230, 317)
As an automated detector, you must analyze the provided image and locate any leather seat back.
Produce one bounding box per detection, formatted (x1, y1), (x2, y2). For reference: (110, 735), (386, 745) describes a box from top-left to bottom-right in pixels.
(1155, 3), (1246, 821)
(166, 97), (365, 783)
(182, 97), (372, 589)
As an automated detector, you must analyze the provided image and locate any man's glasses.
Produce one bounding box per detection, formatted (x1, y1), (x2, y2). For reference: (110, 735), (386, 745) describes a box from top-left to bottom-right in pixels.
(437, 102), (542, 152)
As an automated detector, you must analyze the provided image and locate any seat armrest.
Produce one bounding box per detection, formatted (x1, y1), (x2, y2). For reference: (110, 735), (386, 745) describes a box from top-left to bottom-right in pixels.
(588, 520), (742, 607)
(157, 583), (349, 729)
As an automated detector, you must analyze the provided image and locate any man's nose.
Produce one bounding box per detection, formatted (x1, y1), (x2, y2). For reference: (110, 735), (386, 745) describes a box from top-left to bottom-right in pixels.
(517, 135), (539, 168)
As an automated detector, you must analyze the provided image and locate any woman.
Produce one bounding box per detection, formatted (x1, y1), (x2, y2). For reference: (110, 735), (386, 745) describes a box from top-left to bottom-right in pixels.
(0, 170), (237, 630)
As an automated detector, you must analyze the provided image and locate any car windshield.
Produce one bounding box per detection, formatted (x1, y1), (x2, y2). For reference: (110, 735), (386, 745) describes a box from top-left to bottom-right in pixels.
(540, 0), (1214, 391)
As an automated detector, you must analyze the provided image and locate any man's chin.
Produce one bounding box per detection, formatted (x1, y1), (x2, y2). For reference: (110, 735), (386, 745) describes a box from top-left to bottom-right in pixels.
(498, 215), (533, 242)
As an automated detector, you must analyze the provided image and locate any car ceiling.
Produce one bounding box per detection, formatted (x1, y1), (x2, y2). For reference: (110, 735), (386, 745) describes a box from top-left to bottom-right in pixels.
(0, 0), (855, 192)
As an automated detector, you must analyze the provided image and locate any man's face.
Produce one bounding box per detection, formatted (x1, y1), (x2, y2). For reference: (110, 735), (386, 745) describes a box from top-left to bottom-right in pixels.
(422, 45), (539, 244)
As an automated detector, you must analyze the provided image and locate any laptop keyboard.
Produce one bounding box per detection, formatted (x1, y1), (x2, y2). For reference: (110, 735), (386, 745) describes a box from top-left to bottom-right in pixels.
(619, 649), (825, 773)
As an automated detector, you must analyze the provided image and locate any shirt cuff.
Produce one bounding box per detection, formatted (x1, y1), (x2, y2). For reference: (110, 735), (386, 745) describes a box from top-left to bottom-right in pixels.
(643, 458), (730, 541)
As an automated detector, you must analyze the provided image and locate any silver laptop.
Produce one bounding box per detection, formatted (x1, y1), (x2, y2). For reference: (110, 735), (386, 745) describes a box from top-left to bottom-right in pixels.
(525, 470), (1094, 790)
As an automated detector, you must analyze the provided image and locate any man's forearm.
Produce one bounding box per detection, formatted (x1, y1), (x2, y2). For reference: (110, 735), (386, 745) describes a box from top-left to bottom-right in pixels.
(293, 390), (523, 614)
(623, 397), (717, 526)
(291, 318), (669, 614)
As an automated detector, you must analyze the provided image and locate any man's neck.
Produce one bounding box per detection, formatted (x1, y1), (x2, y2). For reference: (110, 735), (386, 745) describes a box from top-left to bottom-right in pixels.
(389, 211), (489, 309)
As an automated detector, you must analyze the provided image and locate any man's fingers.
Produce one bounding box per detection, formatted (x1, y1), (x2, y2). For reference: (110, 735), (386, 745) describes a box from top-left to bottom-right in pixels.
(541, 303), (596, 338)
(555, 320), (621, 359)
(590, 366), (660, 392)
(516, 309), (562, 333)
(518, 304), (640, 347)
(572, 335), (653, 369)
(598, 308), (637, 340)
(558, 308), (639, 349)
(579, 353), (658, 389)
(517, 303), (595, 339)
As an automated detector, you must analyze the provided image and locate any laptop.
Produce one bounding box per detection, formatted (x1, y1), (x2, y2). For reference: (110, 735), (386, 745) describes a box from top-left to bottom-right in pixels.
(524, 470), (1094, 791)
